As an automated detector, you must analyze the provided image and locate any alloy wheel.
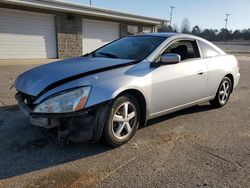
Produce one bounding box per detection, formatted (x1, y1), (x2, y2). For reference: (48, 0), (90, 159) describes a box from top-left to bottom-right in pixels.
(112, 102), (137, 140)
(218, 80), (231, 104)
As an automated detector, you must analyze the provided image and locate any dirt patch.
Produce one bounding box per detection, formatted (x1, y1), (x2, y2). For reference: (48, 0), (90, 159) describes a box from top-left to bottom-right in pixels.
(71, 174), (97, 188)
(240, 85), (249, 90)
(238, 132), (250, 139)
(26, 171), (97, 188)
(194, 133), (207, 142)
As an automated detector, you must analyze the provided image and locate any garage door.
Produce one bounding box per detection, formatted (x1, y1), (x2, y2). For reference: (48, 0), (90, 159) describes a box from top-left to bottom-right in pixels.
(0, 8), (56, 59)
(82, 19), (119, 54)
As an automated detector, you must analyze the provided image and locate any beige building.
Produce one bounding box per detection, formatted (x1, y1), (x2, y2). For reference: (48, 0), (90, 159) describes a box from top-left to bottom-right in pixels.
(0, 0), (166, 59)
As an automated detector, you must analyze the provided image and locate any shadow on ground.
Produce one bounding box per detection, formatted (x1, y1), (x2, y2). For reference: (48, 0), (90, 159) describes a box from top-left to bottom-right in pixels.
(0, 104), (214, 180)
(147, 104), (214, 126)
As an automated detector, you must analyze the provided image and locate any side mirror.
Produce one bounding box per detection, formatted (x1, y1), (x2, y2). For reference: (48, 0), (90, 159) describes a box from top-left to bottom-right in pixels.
(150, 53), (181, 68)
(161, 53), (181, 64)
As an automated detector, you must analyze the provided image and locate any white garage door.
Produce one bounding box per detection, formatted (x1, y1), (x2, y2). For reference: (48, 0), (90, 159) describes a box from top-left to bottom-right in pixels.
(0, 8), (56, 59)
(82, 19), (119, 54)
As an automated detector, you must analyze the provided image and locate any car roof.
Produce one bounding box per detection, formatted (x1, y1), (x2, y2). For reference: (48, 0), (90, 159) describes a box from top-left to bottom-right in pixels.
(125, 32), (226, 57)
(131, 32), (204, 40)
(132, 32), (178, 38)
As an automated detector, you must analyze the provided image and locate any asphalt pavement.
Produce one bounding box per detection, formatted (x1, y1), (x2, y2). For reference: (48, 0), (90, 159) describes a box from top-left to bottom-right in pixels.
(0, 56), (249, 188)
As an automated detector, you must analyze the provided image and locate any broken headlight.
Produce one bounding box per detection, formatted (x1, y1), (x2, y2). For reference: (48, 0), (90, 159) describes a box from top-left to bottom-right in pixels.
(34, 86), (91, 113)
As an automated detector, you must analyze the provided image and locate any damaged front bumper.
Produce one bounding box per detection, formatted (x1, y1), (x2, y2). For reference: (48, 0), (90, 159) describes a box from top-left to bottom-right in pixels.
(16, 93), (111, 143)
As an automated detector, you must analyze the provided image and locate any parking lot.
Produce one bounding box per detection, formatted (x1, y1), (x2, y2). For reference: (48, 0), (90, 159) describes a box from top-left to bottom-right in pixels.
(0, 54), (249, 187)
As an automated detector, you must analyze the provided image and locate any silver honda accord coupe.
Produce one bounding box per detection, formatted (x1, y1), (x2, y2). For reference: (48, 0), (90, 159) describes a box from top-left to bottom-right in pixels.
(15, 33), (240, 146)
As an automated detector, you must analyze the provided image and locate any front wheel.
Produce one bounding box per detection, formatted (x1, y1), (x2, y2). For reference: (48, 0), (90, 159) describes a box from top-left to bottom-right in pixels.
(210, 77), (232, 108)
(102, 95), (140, 147)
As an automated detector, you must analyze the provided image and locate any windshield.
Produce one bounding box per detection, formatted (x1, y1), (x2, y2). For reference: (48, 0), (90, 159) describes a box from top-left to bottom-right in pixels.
(92, 36), (166, 61)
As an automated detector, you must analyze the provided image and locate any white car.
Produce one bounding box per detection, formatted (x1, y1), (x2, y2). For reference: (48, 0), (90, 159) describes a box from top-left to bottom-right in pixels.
(15, 33), (240, 146)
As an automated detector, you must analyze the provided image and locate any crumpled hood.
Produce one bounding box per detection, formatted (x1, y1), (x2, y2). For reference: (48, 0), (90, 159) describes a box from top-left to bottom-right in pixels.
(15, 57), (135, 96)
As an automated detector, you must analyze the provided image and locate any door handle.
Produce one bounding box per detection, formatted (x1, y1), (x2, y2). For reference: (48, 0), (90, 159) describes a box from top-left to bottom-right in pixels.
(197, 71), (204, 75)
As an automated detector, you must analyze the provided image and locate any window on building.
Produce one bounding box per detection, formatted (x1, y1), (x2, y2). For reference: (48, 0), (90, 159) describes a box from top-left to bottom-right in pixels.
(127, 25), (139, 34)
(143, 27), (152, 33)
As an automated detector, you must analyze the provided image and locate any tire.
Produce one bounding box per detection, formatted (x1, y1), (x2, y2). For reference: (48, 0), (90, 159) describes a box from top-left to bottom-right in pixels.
(102, 94), (140, 147)
(210, 77), (232, 108)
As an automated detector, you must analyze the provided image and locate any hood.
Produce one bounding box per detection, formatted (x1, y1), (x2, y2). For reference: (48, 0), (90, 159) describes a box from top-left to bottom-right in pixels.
(15, 57), (135, 96)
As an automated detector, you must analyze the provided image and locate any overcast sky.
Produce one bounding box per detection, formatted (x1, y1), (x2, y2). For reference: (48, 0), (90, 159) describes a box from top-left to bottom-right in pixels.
(65, 0), (250, 31)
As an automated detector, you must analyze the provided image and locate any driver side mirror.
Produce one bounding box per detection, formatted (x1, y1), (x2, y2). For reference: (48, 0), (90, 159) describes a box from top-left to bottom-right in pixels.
(161, 53), (181, 64)
(150, 53), (181, 68)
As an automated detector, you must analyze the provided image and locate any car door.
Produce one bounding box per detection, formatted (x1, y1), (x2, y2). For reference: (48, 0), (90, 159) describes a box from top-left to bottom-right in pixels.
(150, 39), (208, 116)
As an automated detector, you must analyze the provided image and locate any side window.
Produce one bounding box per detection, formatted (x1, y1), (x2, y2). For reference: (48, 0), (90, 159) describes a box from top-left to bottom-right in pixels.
(197, 40), (220, 58)
(163, 40), (200, 61)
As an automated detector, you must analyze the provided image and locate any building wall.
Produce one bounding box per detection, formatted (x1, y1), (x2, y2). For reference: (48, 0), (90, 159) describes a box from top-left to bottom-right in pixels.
(56, 13), (83, 59)
(120, 24), (128, 37)
(0, 3), (157, 59)
(55, 15), (153, 58)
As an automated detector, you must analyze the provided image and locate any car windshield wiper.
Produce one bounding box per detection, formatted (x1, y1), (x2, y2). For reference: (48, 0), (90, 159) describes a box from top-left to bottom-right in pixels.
(99, 52), (118, 59)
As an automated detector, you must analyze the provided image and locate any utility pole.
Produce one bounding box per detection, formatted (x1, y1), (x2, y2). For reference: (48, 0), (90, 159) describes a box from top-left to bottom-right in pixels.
(224, 13), (231, 42)
(170, 6), (175, 26)
(90, 0), (92, 6)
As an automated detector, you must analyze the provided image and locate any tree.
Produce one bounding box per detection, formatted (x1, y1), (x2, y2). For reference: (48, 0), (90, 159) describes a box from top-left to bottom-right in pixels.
(218, 28), (232, 41)
(216, 29), (225, 41)
(200, 29), (217, 41)
(158, 25), (174, 32)
(233, 30), (242, 40)
(158, 25), (167, 32)
(181, 18), (190, 34)
(242, 29), (250, 40)
(191, 25), (201, 36)
(158, 22), (250, 41)
(172, 24), (179, 33)
(166, 25), (174, 32)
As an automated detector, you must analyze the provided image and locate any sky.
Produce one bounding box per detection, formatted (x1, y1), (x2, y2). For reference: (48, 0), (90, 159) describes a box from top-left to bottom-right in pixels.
(66, 0), (250, 31)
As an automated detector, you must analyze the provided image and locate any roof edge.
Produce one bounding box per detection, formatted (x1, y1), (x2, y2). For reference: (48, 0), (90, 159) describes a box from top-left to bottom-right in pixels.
(2, 0), (168, 25)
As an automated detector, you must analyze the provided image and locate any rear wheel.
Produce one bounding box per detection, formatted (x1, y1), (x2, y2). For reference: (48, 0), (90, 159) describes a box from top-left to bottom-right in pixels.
(102, 95), (140, 147)
(210, 77), (232, 108)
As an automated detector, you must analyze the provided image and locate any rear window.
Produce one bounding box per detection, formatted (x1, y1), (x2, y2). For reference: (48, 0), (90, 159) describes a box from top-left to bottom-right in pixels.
(197, 40), (220, 58)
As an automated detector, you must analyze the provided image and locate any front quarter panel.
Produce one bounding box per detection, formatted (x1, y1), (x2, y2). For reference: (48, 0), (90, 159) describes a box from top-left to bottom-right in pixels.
(85, 60), (152, 108)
